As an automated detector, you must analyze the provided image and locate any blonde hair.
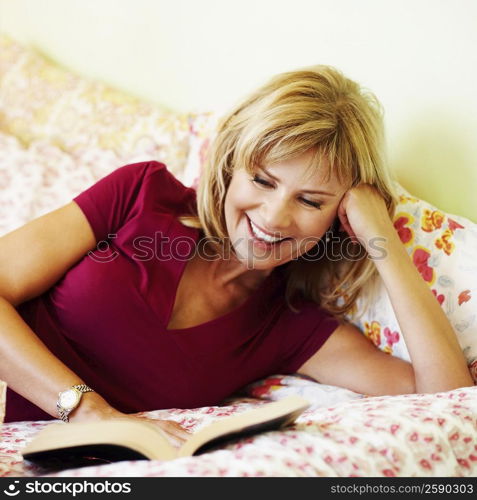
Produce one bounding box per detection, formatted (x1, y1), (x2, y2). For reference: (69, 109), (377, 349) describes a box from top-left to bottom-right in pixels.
(180, 65), (398, 320)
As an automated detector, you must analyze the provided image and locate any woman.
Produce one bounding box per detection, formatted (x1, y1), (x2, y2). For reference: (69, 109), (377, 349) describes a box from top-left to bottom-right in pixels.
(0, 65), (472, 445)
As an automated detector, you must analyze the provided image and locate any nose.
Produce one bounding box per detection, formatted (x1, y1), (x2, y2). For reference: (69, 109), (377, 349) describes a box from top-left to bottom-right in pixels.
(260, 195), (292, 233)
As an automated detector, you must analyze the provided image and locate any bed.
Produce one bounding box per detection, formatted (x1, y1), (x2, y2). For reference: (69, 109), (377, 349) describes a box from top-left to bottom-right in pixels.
(1, 34), (476, 478)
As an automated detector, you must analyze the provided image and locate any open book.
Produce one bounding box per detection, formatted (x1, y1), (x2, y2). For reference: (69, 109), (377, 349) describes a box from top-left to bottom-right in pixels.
(22, 396), (310, 470)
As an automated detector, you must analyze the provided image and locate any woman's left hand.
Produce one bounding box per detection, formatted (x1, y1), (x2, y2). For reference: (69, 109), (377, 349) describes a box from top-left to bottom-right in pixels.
(337, 184), (395, 252)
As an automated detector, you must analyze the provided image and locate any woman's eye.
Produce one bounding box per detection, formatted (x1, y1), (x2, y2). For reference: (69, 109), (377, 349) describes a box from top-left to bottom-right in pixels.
(251, 175), (322, 209)
(300, 198), (322, 210)
(251, 175), (273, 188)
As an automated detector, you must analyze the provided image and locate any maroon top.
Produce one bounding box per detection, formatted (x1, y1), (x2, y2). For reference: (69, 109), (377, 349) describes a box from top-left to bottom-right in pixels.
(5, 161), (339, 422)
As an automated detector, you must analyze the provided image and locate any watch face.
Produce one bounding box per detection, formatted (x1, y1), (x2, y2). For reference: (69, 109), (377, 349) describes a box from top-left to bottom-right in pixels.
(59, 389), (80, 410)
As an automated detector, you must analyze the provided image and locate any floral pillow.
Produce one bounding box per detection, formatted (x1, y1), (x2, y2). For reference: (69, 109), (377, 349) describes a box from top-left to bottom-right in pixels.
(0, 34), (192, 177)
(0, 130), (115, 236)
(344, 184), (477, 383)
(184, 111), (219, 188)
(233, 374), (364, 409)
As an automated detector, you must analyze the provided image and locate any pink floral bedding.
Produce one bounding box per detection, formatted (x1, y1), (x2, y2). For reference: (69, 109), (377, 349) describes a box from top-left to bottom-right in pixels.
(2, 383), (477, 477)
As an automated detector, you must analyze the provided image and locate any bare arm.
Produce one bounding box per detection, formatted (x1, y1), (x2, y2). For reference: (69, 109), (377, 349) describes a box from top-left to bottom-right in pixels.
(0, 201), (113, 420)
(315, 183), (474, 395)
(0, 295), (112, 419)
(0, 297), (190, 444)
(297, 321), (416, 396)
(0, 201), (190, 441)
(368, 228), (473, 392)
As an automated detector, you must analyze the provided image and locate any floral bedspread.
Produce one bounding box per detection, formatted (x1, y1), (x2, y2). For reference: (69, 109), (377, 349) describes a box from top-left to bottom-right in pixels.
(2, 384), (477, 477)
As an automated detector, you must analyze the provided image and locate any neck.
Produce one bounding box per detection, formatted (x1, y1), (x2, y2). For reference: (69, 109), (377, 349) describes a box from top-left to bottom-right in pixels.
(197, 241), (273, 293)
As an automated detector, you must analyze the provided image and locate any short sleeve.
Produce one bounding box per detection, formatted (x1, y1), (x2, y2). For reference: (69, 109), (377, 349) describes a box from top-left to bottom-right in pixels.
(278, 302), (340, 373)
(73, 161), (195, 242)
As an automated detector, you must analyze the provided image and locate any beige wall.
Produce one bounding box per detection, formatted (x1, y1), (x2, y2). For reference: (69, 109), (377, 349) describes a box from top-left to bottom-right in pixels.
(1, 0), (476, 220)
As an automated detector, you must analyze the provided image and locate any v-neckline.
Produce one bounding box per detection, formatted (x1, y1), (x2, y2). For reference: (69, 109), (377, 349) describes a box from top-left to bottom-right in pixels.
(163, 230), (281, 334)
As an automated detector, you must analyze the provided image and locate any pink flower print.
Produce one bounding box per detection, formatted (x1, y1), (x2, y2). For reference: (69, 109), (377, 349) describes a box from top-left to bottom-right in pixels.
(390, 424), (400, 435)
(448, 218), (464, 232)
(249, 376), (285, 398)
(412, 247), (435, 284)
(409, 432), (419, 442)
(457, 458), (470, 469)
(264, 377), (284, 386)
(420, 459), (432, 470)
(199, 138), (210, 169)
(384, 328), (400, 347)
(431, 289), (445, 305)
(458, 290), (471, 306)
(393, 215), (413, 245)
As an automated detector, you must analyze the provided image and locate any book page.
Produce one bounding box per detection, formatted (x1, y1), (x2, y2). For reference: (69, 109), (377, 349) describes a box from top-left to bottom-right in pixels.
(178, 395), (310, 457)
(22, 418), (177, 462)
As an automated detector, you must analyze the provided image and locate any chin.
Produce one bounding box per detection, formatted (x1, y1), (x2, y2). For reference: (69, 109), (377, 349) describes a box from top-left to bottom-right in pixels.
(230, 243), (290, 270)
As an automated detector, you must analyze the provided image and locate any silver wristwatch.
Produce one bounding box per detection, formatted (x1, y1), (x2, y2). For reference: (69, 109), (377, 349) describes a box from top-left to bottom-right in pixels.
(56, 384), (94, 422)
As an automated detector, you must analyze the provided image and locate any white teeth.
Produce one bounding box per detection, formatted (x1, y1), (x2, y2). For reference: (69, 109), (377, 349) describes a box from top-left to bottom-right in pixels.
(249, 219), (283, 243)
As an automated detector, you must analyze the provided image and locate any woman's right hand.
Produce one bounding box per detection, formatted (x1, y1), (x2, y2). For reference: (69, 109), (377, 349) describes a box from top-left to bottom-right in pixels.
(69, 394), (191, 448)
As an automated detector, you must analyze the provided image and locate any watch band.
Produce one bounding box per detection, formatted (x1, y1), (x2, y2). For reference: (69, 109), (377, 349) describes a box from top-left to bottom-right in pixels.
(57, 384), (94, 423)
(72, 384), (94, 394)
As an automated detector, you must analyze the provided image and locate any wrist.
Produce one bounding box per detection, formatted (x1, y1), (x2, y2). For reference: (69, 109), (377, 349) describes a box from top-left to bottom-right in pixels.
(68, 392), (119, 422)
(369, 230), (414, 279)
(363, 223), (402, 261)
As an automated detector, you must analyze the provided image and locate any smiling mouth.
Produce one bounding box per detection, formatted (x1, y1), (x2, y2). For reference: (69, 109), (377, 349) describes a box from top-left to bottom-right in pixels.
(246, 215), (290, 245)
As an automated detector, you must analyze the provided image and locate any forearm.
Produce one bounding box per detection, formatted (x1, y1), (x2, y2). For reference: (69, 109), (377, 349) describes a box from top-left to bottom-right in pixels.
(370, 232), (474, 392)
(0, 296), (112, 420)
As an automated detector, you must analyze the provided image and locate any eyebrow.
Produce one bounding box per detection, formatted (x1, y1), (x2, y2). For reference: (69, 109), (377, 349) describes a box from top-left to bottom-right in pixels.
(259, 167), (337, 197)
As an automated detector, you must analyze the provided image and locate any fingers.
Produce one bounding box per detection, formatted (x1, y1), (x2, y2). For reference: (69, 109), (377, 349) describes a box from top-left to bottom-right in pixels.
(339, 215), (359, 244)
(132, 415), (192, 447)
(337, 195), (359, 244)
(156, 420), (192, 444)
(338, 214), (359, 243)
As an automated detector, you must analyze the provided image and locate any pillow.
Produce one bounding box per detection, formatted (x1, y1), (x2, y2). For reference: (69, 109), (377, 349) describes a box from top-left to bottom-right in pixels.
(183, 111), (219, 188)
(0, 34), (191, 177)
(0, 130), (117, 236)
(0, 127), (204, 236)
(344, 183), (477, 383)
(234, 374), (364, 409)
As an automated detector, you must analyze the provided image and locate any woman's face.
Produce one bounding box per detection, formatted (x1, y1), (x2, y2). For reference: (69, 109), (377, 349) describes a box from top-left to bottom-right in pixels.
(224, 149), (346, 270)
